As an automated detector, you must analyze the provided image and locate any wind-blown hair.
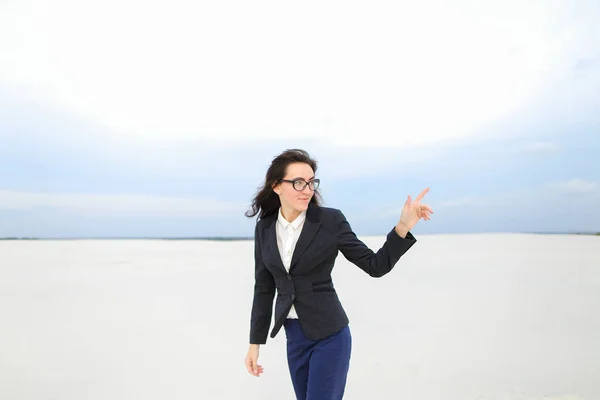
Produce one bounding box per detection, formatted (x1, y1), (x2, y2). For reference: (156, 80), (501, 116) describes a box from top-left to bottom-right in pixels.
(245, 149), (322, 220)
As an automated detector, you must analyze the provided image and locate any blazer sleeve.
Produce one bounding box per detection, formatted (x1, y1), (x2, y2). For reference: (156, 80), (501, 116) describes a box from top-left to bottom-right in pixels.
(335, 209), (417, 277)
(249, 221), (276, 344)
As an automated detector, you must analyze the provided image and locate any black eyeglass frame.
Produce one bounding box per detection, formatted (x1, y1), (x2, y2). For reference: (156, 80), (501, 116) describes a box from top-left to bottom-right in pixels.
(279, 178), (320, 191)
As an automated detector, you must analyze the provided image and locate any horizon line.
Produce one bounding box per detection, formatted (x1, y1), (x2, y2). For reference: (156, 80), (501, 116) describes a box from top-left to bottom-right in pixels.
(1, 231), (599, 240)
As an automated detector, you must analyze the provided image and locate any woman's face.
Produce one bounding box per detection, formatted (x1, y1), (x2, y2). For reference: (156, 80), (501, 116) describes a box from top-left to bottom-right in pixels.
(273, 162), (316, 215)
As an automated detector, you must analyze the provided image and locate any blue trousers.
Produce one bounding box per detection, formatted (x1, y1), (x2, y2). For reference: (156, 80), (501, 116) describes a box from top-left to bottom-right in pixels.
(283, 319), (352, 400)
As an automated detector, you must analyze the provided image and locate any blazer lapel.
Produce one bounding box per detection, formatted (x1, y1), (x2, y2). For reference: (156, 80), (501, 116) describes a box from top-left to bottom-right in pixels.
(263, 214), (287, 273)
(290, 203), (321, 270)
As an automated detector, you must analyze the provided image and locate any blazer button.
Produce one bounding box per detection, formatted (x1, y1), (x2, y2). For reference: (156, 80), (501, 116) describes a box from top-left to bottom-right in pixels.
(287, 275), (292, 280)
(291, 294), (295, 299)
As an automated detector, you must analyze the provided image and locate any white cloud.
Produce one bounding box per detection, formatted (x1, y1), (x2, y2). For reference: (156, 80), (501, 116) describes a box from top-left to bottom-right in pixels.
(1, 0), (596, 148)
(548, 179), (600, 195)
(430, 180), (600, 212)
(437, 197), (479, 208)
(518, 141), (560, 154)
(0, 190), (245, 217)
(374, 178), (600, 220)
(361, 179), (600, 234)
(378, 195), (480, 218)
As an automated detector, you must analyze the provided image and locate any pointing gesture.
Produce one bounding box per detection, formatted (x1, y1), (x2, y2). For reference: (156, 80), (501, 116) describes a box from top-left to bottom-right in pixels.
(396, 187), (433, 235)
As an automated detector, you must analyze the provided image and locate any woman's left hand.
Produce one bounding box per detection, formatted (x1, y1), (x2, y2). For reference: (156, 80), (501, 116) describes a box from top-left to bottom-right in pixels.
(396, 187), (433, 233)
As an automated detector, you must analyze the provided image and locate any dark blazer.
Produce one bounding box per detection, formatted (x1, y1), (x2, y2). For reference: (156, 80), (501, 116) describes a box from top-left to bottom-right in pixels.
(249, 202), (417, 344)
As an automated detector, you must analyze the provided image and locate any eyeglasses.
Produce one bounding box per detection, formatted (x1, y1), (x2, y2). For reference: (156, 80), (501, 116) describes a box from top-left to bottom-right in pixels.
(280, 178), (320, 191)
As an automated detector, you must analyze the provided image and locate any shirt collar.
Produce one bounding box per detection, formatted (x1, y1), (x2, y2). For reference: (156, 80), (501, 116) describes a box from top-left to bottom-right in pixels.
(277, 207), (306, 230)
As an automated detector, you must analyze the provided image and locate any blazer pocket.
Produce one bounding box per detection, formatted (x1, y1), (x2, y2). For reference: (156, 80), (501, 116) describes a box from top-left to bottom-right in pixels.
(312, 278), (335, 293)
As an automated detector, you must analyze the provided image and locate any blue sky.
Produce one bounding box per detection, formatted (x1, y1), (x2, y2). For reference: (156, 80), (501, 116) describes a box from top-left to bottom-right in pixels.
(1, 0), (599, 238)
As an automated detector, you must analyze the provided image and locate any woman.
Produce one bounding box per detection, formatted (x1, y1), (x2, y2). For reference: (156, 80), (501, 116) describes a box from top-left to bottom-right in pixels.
(244, 149), (432, 399)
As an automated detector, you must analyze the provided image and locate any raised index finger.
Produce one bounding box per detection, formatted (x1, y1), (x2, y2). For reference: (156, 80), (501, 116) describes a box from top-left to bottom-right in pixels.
(415, 187), (430, 201)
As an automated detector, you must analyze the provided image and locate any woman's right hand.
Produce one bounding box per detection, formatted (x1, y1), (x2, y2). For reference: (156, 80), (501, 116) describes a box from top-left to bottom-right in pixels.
(245, 344), (263, 377)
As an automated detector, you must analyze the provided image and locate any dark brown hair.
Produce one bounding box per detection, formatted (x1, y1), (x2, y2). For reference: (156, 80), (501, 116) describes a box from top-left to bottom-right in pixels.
(245, 149), (322, 219)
